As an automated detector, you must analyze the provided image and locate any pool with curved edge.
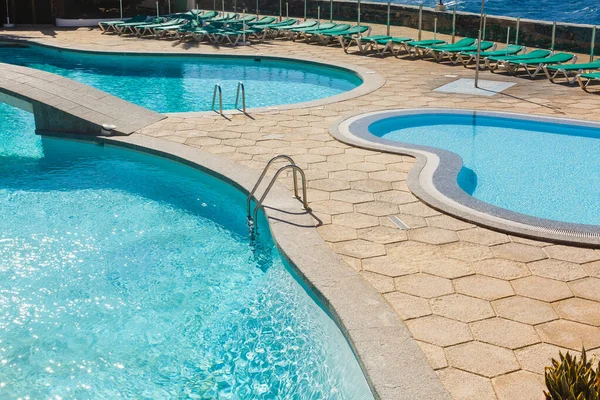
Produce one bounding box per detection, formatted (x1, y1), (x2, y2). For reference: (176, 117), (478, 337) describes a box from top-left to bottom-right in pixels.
(0, 102), (374, 398)
(0, 42), (363, 113)
(334, 109), (600, 245)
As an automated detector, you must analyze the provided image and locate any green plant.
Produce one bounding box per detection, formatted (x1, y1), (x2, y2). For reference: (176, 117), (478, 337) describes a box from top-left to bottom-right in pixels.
(544, 348), (600, 400)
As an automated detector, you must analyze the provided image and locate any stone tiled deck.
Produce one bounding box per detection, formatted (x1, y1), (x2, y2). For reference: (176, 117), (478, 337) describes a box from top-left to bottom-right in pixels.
(4, 23), (600, 400)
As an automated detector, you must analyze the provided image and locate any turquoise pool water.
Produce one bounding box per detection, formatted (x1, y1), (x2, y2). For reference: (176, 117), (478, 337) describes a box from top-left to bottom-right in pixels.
(0, 44), (362, 113)
(369, 113), (600, 226)
(0, 102), (373, 398)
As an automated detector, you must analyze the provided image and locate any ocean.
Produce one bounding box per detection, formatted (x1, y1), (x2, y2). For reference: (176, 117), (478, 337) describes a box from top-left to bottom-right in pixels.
(375, 0), (599, 25)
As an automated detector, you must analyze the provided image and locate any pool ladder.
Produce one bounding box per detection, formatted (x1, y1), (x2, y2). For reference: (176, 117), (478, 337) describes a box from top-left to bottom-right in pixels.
(247, 155), (310, 227)
(211, 82), (247, 115)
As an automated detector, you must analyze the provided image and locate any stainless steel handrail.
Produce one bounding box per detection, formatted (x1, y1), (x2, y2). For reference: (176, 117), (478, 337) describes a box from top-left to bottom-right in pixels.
(235, 81), (246, 113)
(252, 164), (309, 223)
(211, 83), (223, 115)
(247, 155), (298, 218)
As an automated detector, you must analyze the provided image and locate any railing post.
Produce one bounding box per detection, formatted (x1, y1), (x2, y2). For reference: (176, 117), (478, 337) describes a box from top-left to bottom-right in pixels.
(418, 3), (422, 41)
(591, 26), (597, 62)
(551, 21), (556, 51)
(451, 5), (456, 44)
(386, 1), (390, 36)
(515, 17), (520, 45)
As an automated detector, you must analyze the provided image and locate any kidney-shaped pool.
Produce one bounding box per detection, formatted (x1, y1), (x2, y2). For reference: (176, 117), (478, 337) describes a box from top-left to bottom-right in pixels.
(0, 42), (363, 113)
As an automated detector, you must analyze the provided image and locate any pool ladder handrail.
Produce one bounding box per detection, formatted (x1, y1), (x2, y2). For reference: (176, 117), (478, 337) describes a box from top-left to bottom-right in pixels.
(211, 83), (223, 115)
(235, 81), (246, 114)
(247, 155), (309, 225)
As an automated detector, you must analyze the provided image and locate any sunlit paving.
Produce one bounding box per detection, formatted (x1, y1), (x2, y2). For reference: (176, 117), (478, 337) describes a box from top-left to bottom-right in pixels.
(1, 0), (600, 398)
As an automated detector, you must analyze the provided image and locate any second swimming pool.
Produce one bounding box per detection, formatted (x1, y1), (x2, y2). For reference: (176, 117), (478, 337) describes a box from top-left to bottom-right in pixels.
(0, 43), (362, 113)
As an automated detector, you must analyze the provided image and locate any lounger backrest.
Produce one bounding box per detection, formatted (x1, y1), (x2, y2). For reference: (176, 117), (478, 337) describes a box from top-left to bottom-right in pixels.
(454, 38), (476, 47)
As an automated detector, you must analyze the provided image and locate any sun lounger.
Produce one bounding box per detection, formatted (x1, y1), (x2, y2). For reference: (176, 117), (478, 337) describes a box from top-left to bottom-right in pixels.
(576, 71), (600, 90)
(290, 22), (339, 40)
(261, 18), (298, 38)
(427, 41), (496, 63)
(116, 17), (164, 34)
(403, 39), (446, 56)
(248, 16), (276, 26)
(502, 52), (576, 77)
(136, 18), (187, 36)
(485, 49), (552, 70)
(543, 59), (600, 83)
(416, 37), (477, 58)
(99, 15), (149, 34)
(302, 24), (351, 42)
(458, 45), (524, 66)
(339, 34), (392, 53)
(316, 25), (371, 45)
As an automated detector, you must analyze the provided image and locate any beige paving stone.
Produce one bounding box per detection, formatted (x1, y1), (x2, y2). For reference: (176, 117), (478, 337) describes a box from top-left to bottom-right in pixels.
(536, 320), (600, 350)
(409, 227), (459, 245)
(445, 342), (520, 378)
(437, 368), (497, 400)
(569, 277), (600, 302)
(419, 258), (474, 279)
(316, 224), (357, 243)
(374, 190), (418, 205)
(458, 227), (510, 246)
(554, 298), (600, 326)
(440, 242), (495, 262)
(309, 178), (350, 192)
(416, 341), (448, 370)
(360, 271), (395, 293)
(369, 170), (407, 182)
(544, 245), (600, 264)
(431, 294), (495, 323)
(384, 292), (432, 320)
(492, 371), (545, 400)
(455, 275), (514, 300)
(328, 169), (369, 182)
(331, 239), (386, 259)
(354, 201), (399, 217)
(426, 214), (476, 231)
(332, 213), (380, 229)
(472, 258), (530, 280)
(363, 255), (420, 277)
(405, 315), (473, 347)
(330, 189), (374, 203)
(347, 162), (386, 173)
(398, 202), (441, 218)
(493, 296), (558, 325)
(471, 318), (540, 349)
(515, 343), (573, 373)
(356, 225), (408, 244)
(527, 259), (588, 282)
(491, 243), (547, 263)
(395, 273), (454, 299)
(387, 213), (428, 229)
(386, 240), (440, 262)
(309, 200), (354, 215)
(511, 276), (574, 302)
(583, 260), (600, 278)
(350, 179), (392, 193)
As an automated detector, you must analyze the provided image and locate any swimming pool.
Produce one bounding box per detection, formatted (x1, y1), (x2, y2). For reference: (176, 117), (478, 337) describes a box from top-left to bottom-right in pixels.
(0, 43), (362, 113)
(336, 109), (600, 242)
(0, 102), (373, 398)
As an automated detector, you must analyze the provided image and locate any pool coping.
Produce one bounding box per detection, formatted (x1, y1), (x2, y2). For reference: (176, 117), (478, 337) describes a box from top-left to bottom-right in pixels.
(331, 108), (600, 247)
(0, 37), (386, 116)
(39, 131), (451, 400)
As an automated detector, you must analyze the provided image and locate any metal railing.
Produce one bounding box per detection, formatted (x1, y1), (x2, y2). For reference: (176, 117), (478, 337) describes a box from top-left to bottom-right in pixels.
(247, 155), (309, 226)
(235, 81), (246, 114)
(211, 83), (223, 115)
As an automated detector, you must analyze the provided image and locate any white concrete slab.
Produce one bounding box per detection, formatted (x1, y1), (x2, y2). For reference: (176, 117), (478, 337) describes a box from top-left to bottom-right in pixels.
(434, 78), (516, 96)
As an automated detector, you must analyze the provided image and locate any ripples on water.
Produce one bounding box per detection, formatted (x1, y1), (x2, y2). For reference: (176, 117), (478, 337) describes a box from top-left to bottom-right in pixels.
(380, 0), (599, 25)
(0, 103), (373, 399)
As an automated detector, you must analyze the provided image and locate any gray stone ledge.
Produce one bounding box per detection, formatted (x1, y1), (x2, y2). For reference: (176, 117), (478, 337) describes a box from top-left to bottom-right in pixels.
(0, 62), (165, 136)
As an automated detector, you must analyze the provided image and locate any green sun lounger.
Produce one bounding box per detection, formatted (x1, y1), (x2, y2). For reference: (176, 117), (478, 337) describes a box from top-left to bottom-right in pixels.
(485, 49), (552, 70)
(427, 41), (496, 63)
(248, 16), (276, 26)
(289, 22), (338, 40)
(271, 20), (316, 32)
(99, 15), (148, 33)
(303, 24), (351, 42)
(339, 34), (391, 53)
(116, 17), (164, 34)
(313, 25), (370, 45)
(196, 11), (219, 20)
(419, 37), (476, 51)
(136, 18), (187, 36)
(502, 52), (576, 77)
(543, 59), (600, 83)
(458, 45), (524, 66)
(577, 71), (600, 90)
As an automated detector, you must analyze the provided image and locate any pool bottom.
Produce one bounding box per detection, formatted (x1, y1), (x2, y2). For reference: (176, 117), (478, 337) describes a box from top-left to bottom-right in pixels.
(333, 108), (600, 246)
